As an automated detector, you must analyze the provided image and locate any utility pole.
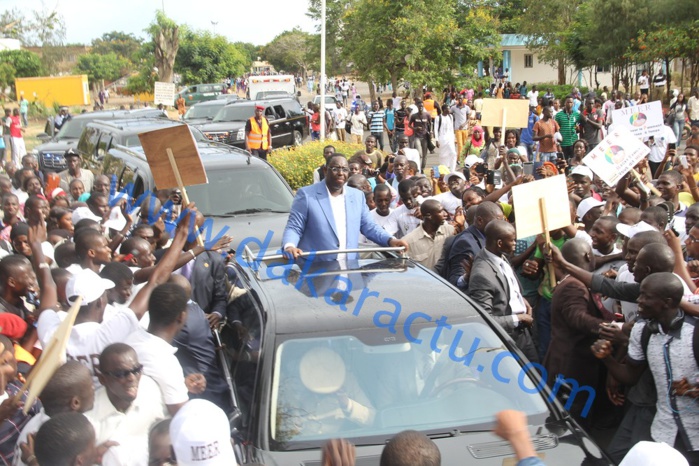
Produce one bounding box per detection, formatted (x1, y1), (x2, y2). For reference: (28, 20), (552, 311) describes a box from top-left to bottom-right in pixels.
(319, 0), (327, 141)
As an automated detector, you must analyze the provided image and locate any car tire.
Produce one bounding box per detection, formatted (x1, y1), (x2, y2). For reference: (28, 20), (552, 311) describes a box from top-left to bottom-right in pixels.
(293, 130), (303, 146)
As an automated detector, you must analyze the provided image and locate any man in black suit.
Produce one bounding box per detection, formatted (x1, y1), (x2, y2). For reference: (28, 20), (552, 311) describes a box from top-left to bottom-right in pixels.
(444, 201), (504, 290)
(468, 220), (538, 362)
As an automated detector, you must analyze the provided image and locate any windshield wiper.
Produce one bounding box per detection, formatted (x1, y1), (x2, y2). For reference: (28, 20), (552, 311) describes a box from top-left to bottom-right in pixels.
(215, 208), (288, 216)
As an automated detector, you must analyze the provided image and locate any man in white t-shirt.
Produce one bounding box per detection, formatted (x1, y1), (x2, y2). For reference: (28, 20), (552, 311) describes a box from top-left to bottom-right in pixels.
(125, 282), (198, 416)
(333, 101), (348, 142)
(527, 86), (539, 108)
(645, 124), (677, 176)
(432, 172), (465, 216)
(638, 70), (650, 95)
(361, 184), (393, 245)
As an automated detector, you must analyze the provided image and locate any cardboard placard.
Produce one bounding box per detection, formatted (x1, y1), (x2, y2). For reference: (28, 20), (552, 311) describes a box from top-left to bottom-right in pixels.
(17, 297), (82, 413)
(154, 81), (176, 106)
(582, 127), (651, 187)
(611, 100), (664, 139)
(480, 99), (530, 128)
(511, 175), (572, 239)
(138, 125), (208, 190)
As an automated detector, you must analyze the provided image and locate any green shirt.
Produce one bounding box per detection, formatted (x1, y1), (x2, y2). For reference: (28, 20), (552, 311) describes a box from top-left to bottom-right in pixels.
(554, 110), (580, 147)
(534, 236), (567, 300)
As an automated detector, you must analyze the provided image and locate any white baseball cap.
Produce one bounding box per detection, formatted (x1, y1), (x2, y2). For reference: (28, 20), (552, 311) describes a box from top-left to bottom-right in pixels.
(576, 197), (605, 220)
(570, 165), (594, 180)
(616, 220), (658, 238)
(66, 268), (115, 305)
(463, 154), (481, 168)
(619, 441), (688, 466)
(445, 171), (466, 183)
(170, 399), (237, 466)
(71, 206), (102, 225)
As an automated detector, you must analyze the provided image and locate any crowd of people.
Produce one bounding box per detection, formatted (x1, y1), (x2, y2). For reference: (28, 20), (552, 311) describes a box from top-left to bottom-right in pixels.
(0, 75), (699, 466)
(287, 83), (699, 465)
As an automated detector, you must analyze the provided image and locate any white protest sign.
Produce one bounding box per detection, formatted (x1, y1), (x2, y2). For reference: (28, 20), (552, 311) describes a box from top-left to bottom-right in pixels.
(582, 127), (650, 187)
(611, 100), (664, 139)
(154, 81), (176, 106)
(511, 174), (571, 239)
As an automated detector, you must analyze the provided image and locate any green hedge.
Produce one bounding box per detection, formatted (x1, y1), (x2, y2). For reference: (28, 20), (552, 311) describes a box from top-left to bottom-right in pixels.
(530, 84), (591, 99)
(269, 140), (365, 190)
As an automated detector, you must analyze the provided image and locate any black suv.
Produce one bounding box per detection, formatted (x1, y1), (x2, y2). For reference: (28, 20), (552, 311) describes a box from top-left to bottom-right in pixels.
(101, 142), (293, 251)
(77, 117), (211, 167)
(221, 255), (612, 466)
(195, 98), (307, 149)
(33, 108), (166, 173)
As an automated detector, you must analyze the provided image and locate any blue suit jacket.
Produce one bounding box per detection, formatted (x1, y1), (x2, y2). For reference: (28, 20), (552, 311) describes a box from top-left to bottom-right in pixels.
(282, 182), (392, 260)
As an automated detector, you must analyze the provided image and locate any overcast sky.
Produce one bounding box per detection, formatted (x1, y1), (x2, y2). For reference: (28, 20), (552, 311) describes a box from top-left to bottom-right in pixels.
(4, 0), (317, 46)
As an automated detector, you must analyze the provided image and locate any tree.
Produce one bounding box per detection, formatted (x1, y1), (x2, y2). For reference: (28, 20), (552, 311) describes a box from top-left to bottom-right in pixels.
(24, 6), (67, 74)
(0, 8), (26, 41)
(518, 0), (584, 84)
(307, 0), (353, 74)
(262, 29), (315, 76)
(0, 62), (15, 93)
(75, 53), (130, 89)
(0, 50), (43, 77)
(91, 32), (143, 63)
(147, 11), (180, 84)
(175, 30), (247, 84)
(234, 41), (258, 68)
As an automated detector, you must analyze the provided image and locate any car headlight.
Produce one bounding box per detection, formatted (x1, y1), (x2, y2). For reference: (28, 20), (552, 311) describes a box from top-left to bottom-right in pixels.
(236, 129), (245, 140)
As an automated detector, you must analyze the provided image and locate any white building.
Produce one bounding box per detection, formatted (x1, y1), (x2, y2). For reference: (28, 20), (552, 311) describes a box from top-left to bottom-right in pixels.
(0, 38), (21, 51)
(480, 34), (614, 90)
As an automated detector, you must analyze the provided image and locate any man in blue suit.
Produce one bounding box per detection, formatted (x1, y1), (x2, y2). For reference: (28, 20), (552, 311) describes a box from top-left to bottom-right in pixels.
(283, 153), (408, 261)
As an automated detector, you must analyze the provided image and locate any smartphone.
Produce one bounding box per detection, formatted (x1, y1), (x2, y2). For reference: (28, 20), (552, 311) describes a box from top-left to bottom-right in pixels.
(533, 161), (544, 180)
(680, 155), (689, 168)
(556, 152), (564, 160)
(669, 143), (677, 150)
(486, 170), (495, 185)
(523, 162), (534, 176)
(432, 165), (440, 179)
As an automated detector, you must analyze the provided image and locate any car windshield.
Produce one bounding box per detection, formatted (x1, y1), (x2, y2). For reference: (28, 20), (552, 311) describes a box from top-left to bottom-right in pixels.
(55, 119), (90, 139)
(184, 103), (226, 120)
(213, 105), (255, 122)
(186, 166), (292, 216)
(270, 322), (549, 449)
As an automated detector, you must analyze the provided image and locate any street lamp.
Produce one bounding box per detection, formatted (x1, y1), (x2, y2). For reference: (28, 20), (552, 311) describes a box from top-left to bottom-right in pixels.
(320, 0), (327, 141)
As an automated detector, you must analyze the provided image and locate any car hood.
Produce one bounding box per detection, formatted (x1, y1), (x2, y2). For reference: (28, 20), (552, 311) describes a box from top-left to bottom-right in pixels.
(250, 418), (610, 466)
(197, 121), (246, 132)
(183, 117), (213, 126)
(205, 212), (289, 254)
(35, 139), (79, 152)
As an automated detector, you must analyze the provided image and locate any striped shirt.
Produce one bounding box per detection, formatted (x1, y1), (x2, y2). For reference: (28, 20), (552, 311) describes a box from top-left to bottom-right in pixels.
(554, 110), (580, 147)
(368, 110), (385, 133)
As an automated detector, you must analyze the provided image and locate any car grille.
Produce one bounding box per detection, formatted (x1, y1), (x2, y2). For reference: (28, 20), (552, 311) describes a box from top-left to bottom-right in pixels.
(40, 152), (67, 170)
(204, 132), (230, 144)
(467, 434), (558, 458)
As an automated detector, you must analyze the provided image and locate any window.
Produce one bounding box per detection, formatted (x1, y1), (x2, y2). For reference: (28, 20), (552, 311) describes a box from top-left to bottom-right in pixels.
(596, 64), (611, 73)
(282, 101), (303, 118)
(524, 54), (534, 68)
(273, 105), (286, 119)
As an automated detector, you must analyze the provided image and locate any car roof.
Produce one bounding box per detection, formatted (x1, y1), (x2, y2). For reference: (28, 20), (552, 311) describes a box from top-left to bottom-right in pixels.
(192, 99), (230, 107)
(224, 98), (295, 108)
(71, 108), (165, 120)
(249, 257), (481, 336)
(87, 117), (183, 132)
(118, 143), (267, 168)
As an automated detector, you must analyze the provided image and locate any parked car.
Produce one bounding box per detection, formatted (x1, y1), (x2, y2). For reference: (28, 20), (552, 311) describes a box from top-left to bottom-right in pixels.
(221, 255), (612, 466)
(101, 142), (293, 251)
(183, 99), (232, 126)
(32, 108), (166, 173)
(196, 98), (307, 149)
(77, 118), (208, 166)
(312, 95), (339, 107)
(174, 83), (227, 106)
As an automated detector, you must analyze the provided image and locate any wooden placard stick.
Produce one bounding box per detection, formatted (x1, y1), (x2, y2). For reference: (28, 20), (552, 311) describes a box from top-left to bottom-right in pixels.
(167, 148), (204, 247)
(500, 107), (507, 147)
(630, 168), (661, 197)
(539, 198), (557, 289)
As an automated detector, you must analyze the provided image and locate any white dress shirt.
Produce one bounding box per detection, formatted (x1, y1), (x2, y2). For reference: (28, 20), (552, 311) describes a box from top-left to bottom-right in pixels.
(327, 185), (347, 250)
(484, 249), (527, 324)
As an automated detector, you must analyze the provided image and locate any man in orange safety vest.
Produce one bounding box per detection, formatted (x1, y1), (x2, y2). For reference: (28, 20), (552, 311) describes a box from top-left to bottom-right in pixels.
(245, 105), (272, 159)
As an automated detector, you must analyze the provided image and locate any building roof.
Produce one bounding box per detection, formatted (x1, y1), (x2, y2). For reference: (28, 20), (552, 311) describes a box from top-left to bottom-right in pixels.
(500, 34), (530, 47)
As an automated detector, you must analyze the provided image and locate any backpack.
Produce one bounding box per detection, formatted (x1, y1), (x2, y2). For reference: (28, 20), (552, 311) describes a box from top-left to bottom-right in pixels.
(640, 314), (699, 368)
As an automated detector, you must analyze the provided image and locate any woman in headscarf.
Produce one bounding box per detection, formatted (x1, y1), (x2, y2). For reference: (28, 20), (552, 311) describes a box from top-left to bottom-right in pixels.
(461, 125), (485, 165)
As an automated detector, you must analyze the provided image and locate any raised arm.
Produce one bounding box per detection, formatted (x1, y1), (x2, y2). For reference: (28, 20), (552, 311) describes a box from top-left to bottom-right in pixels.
(129, 205), (197, 319)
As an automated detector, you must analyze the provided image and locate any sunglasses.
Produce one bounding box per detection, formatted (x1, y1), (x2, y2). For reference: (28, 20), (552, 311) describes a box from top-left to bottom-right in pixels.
(103, 364), (144, 379)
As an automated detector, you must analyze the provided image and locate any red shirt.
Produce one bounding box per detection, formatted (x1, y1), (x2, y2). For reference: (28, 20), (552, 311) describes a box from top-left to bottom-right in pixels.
(9, 116), (21, 138)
